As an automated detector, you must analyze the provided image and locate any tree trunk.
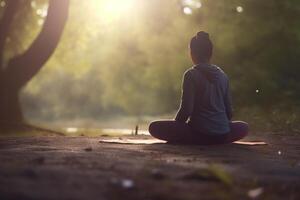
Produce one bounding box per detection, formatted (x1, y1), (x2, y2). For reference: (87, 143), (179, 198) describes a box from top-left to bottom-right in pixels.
(0, 0), (69, 127)
(0, 82), (23, 123)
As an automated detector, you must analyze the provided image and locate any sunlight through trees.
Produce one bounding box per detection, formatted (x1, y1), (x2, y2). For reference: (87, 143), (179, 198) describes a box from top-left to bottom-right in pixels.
(0, 0), (299, 131)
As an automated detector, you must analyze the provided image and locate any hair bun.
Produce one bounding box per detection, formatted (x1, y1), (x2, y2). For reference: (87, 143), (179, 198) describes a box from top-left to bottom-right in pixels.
(190, 31), (213, 62)
(196, 31), (210, 40)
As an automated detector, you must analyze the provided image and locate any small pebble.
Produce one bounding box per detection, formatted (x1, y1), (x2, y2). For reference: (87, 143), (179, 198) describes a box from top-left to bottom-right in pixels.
(121, 179), (134, 189)
(84, 147), (93, 152)
(248, 187), (263, 198)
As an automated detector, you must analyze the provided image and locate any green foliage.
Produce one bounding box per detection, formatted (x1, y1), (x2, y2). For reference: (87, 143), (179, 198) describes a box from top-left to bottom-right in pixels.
(182, 164), (233, 187)
(2, 0), (299, 131)
(1, 0), (48, 66)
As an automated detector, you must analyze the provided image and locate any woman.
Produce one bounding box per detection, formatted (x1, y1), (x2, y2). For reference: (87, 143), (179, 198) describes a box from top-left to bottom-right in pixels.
(148, 31), (248, 145)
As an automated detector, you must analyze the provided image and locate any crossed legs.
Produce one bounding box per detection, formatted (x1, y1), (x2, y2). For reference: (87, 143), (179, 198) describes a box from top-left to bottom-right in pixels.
(149, 120), (249, 145)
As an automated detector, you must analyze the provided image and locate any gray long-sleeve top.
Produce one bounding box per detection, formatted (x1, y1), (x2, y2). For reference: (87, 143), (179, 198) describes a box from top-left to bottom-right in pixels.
(175, 63), (232, 135)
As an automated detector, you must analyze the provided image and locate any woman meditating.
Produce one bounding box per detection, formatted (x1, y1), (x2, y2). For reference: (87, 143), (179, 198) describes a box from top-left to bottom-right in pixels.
(149, 31), (249, 145)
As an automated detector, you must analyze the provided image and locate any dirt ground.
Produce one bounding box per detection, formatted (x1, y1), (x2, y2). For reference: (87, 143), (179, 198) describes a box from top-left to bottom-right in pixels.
(0, 133), (299, 200)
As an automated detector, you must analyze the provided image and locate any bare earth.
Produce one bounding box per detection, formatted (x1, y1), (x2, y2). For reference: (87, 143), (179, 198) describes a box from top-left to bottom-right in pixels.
(0, 133), (299, 200)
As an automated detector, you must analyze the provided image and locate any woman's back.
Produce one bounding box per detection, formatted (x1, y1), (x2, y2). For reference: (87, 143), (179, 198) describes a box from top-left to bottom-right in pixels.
(188, 63), (231, 134)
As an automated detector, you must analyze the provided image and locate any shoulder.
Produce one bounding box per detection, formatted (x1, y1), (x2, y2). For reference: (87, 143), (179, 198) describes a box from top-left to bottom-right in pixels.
(183, 67), (197, 78)
(183, 67), (198, 81)
(212, 64), (229, 79)
(211, 64), (224, 73)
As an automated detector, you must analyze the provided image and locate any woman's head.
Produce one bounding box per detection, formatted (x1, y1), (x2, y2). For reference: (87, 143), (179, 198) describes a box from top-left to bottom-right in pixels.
(190, 31), (213, 64)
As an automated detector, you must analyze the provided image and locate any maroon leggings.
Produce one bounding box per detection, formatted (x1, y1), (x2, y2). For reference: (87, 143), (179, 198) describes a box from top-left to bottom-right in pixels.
(149, 120), (249, 145)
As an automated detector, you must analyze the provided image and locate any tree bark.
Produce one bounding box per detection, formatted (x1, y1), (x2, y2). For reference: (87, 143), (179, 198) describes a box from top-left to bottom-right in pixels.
(0, 0), (21, 69)
(0, 0), (69, 125)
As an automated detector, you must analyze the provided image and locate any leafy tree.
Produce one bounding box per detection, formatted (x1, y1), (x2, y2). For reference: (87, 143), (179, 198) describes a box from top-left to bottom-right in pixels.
(191, 0), (300, 109)
(0, 0), (69, 127)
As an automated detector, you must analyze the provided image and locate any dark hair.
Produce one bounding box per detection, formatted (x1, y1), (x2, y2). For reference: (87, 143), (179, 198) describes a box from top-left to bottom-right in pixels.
(190, 31), (213, 62)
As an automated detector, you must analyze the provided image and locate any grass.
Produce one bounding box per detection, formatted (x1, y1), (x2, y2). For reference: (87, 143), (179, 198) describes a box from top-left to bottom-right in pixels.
(235, 106), (300, 134)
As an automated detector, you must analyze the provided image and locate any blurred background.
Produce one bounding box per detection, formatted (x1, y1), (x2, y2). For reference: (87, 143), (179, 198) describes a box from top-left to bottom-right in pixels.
(1, 0), (299, 133)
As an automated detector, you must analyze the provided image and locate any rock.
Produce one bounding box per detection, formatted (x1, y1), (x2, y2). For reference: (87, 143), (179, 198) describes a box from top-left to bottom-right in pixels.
(109, 178), (135, 190)
(84, 147), (93, 152)
(248, 187), (264, 199)
(121, 179), (135, 189)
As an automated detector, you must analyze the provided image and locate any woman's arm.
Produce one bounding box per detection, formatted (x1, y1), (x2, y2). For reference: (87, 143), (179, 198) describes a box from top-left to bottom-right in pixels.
(175, 71), (195, 123)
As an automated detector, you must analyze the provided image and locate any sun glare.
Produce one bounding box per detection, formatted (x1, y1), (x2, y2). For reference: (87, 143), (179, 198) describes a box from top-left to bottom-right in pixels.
(92, 0), (137, 22)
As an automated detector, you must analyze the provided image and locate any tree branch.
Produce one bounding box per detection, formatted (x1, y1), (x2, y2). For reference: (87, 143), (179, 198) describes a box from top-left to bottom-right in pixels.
(6, 0), (70, 89)
(0, 0), (21, 70)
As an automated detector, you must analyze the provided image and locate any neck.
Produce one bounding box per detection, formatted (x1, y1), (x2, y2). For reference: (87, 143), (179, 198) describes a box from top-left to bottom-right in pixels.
(194, 61), (210, 65)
